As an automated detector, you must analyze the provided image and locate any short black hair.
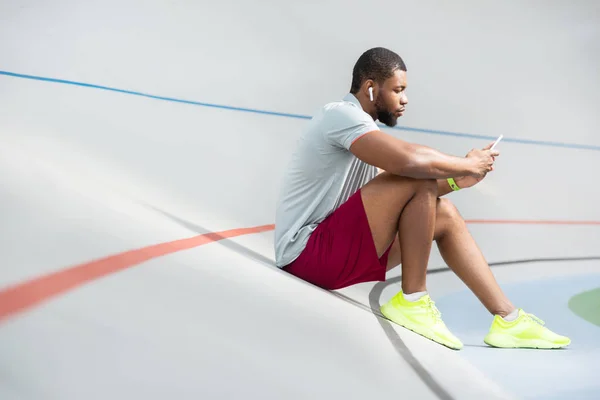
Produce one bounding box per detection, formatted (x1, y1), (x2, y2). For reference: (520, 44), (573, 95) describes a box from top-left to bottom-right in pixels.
(350, 47), (407, 94)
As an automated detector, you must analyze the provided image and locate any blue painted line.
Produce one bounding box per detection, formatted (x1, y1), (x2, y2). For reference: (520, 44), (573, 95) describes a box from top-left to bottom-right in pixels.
(2, 69), (600, 152)
(391, 125), (600, 151)
(0, 70), (312, 120)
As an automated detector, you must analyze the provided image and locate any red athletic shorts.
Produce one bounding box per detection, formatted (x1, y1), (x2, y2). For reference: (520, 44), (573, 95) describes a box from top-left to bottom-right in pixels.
(282, 188), (392, 290)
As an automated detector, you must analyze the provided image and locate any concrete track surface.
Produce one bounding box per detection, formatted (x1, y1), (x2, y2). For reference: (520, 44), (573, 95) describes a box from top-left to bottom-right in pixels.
(1, 1), (599, 399)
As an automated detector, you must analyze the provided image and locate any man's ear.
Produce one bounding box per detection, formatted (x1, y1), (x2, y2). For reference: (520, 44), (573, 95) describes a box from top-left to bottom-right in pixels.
(364, 80), (379, 102)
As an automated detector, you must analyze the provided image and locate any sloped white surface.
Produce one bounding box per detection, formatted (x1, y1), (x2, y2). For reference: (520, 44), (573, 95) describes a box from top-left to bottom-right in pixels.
(1, 1), (599, 399)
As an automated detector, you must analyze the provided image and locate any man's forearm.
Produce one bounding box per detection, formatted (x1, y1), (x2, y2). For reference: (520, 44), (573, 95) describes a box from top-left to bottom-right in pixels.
(403, 145), (475, 179)
(350, 132), (477, 179)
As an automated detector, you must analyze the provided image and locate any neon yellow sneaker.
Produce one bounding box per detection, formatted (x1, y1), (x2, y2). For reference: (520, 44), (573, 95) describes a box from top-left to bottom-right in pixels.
(380, 290), (463, 350)
(484, 309), (571, 349)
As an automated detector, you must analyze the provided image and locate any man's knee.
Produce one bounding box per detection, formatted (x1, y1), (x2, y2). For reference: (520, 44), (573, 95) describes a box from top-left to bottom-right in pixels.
(415, 177), (438, 194)
(437, 198), (462, 222)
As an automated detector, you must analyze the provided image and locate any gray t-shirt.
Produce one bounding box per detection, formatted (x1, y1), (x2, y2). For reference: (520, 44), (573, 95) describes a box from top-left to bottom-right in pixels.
(274, 93), (380, 267)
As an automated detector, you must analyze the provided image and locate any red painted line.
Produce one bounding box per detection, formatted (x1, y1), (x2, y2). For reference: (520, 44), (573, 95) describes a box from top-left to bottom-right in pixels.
(0, 224), (274, 323)
(1, 218), (599, 323)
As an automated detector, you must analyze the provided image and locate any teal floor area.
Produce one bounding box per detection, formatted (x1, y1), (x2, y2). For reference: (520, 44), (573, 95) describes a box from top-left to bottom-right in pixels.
(435, 272), (600, 400)
(569, 287), (600, 327)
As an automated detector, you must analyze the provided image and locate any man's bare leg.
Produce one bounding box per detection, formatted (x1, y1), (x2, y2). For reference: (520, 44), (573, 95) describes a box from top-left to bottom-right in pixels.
(360, 172), (438, 294)
(362, 173), (463, 349)
(434, 198), (570, 348)
(384, 197), (515, 317)
(434, 198), (515, 317)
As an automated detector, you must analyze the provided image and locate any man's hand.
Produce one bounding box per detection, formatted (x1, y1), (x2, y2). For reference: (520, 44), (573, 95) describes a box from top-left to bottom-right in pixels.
(456, 140), (500, 189)
(465, 141), (499, 179)
(437, 140), (500, 196)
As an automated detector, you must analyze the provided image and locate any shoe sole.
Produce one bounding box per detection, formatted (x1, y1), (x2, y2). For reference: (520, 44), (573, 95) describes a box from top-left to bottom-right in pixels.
(380, 303), (463, 350)
(484, 333), (571, 349)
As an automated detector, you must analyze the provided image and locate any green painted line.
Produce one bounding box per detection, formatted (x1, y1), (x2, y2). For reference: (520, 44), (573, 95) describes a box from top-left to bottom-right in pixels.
(568, 287), (600, 327)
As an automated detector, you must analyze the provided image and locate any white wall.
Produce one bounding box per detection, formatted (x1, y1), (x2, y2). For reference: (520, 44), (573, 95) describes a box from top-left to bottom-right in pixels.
(2, 0), (599, 273)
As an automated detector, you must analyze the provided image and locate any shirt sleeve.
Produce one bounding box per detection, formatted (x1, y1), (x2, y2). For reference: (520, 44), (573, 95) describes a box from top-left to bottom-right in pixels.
(322, 103), (380, 150)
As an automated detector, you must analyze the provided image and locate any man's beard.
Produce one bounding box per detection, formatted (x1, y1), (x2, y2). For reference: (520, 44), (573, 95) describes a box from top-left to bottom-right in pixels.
(377, 109), (398, 127)
(374, 97), (398, 127)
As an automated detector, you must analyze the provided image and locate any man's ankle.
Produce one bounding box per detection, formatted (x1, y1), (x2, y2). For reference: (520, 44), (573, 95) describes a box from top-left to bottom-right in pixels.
(495, 307), (519, 320)
(403, 290), (428, 302)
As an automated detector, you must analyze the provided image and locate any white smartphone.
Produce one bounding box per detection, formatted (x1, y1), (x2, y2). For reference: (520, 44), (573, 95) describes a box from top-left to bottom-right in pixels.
(491, 134), (504, 150)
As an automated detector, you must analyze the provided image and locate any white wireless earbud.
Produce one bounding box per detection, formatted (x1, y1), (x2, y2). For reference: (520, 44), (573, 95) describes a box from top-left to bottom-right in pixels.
(369, 87), (374, 101)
